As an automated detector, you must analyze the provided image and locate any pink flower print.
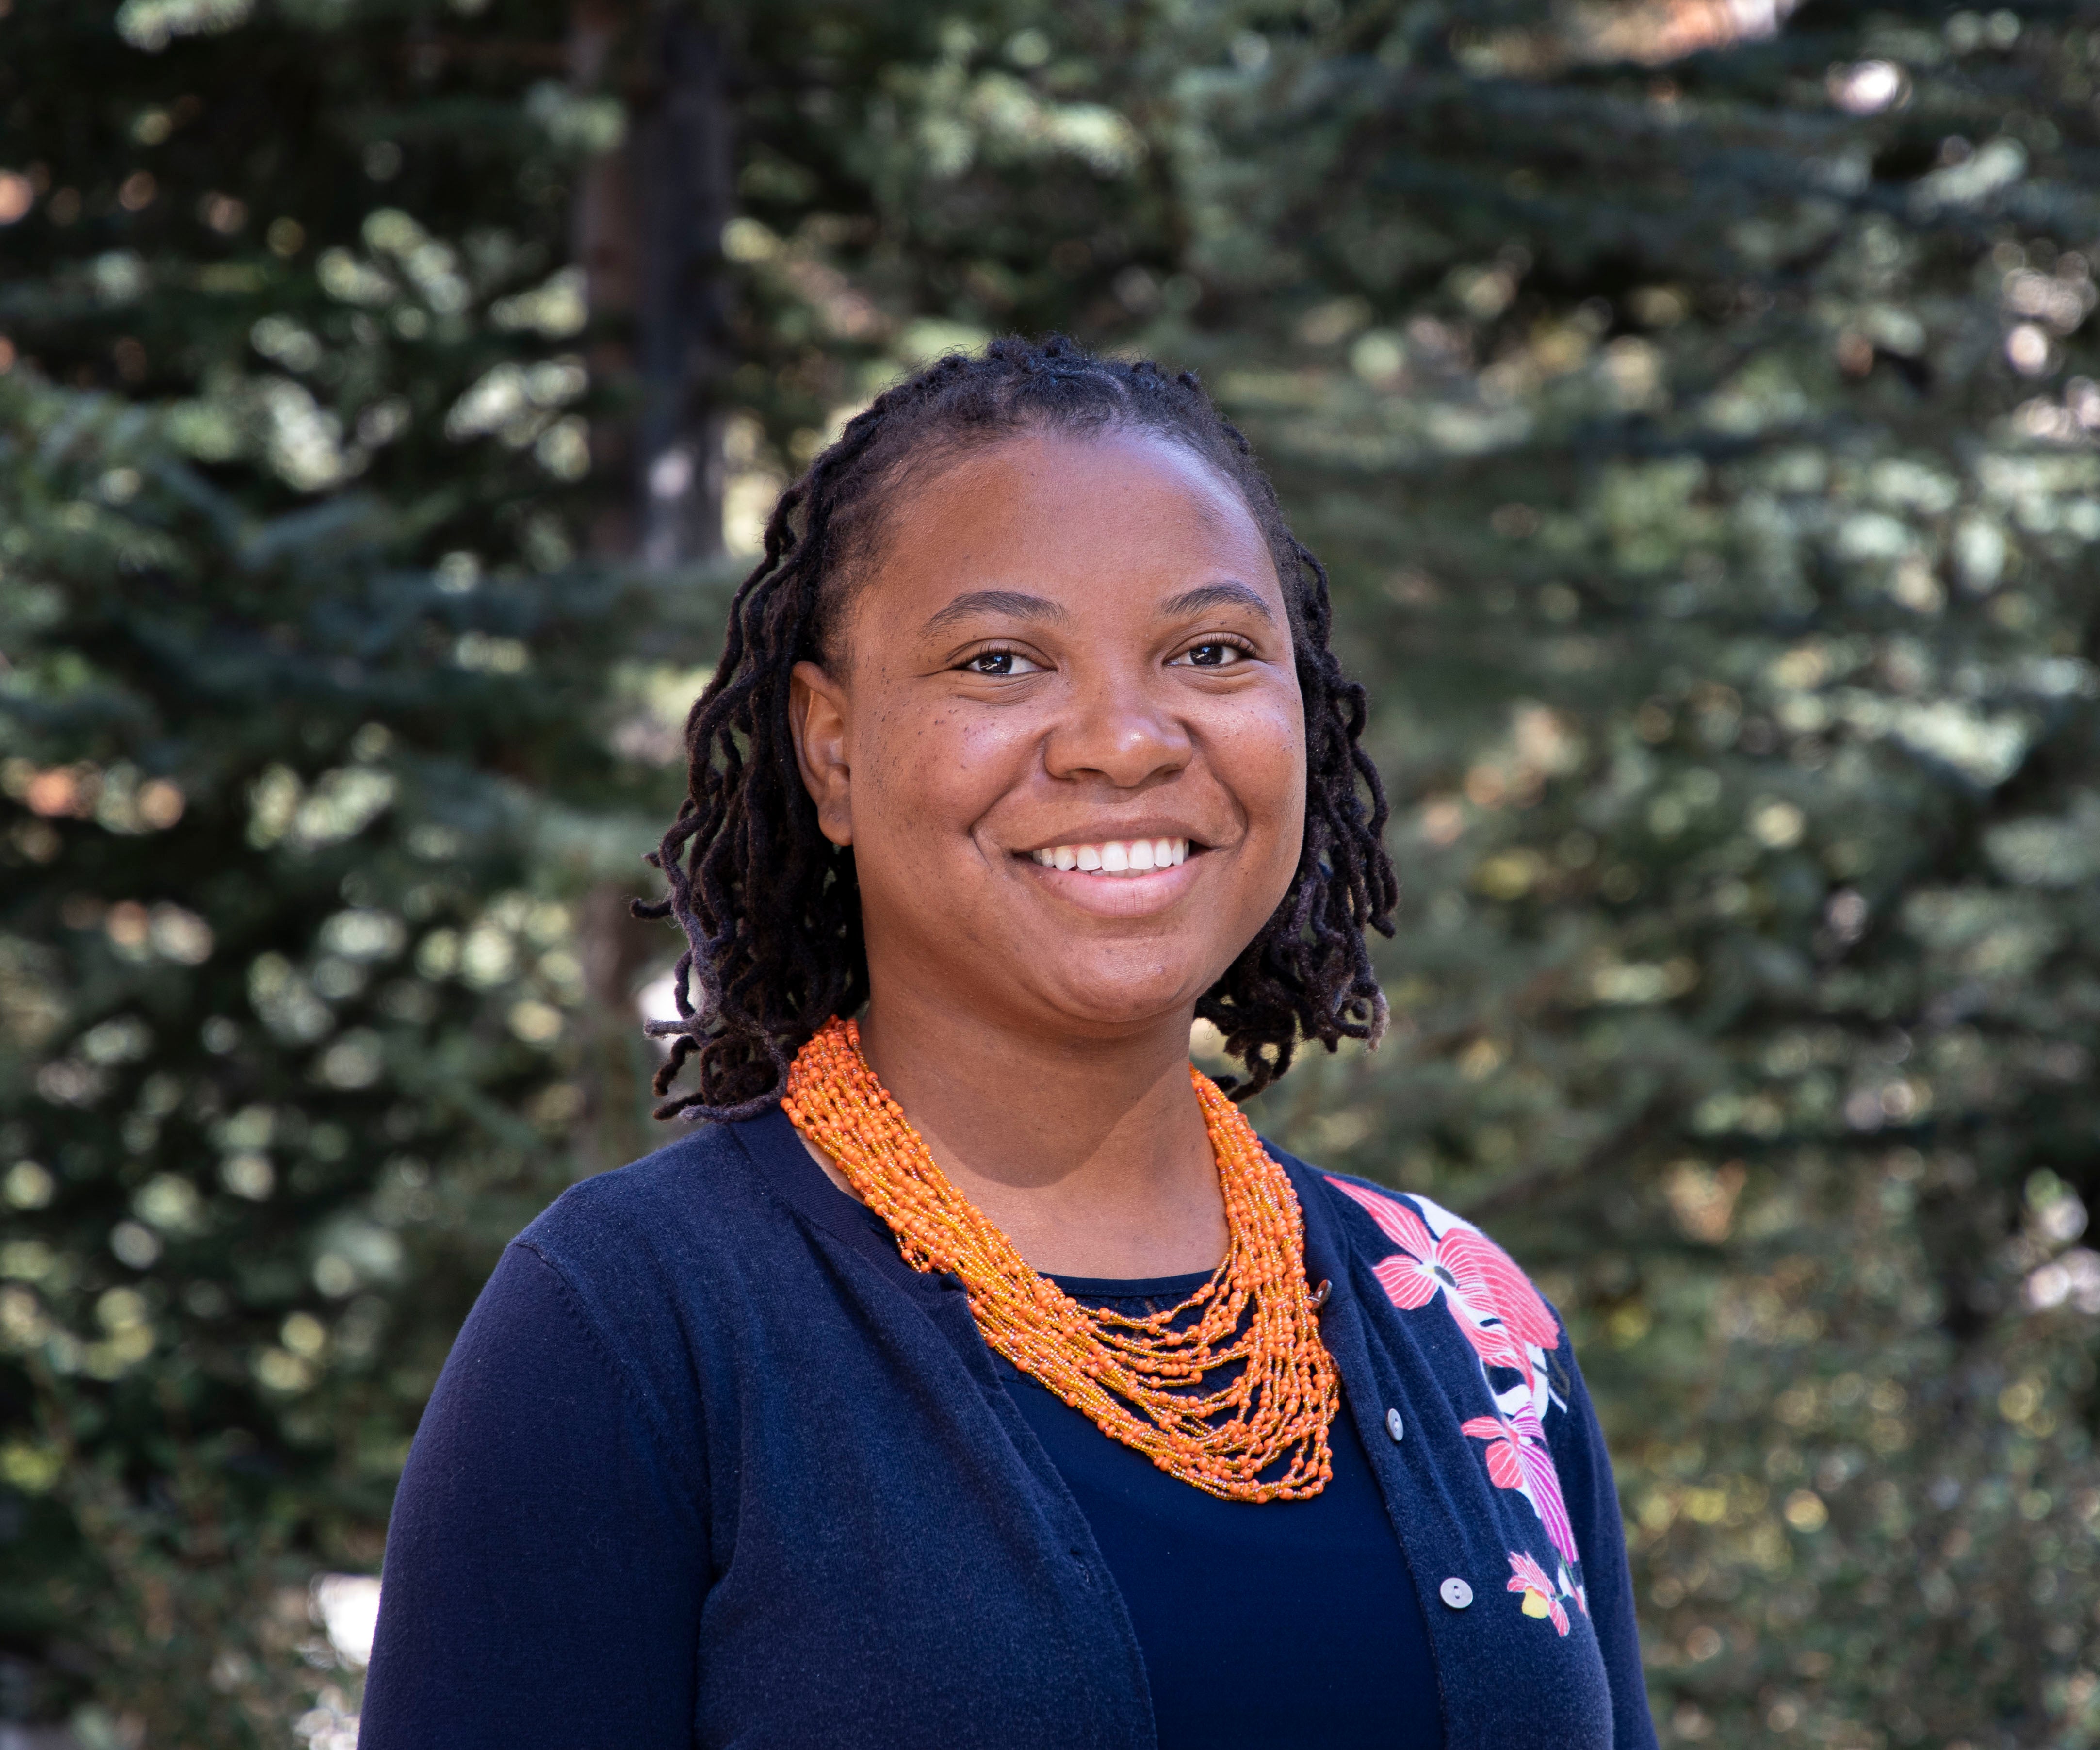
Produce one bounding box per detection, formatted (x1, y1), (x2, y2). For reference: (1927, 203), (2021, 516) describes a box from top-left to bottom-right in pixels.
(1327, 1179), (1561, 1388)
(1461, 1408), (1580, 1570)
(1507, 1551), (1570, 1636)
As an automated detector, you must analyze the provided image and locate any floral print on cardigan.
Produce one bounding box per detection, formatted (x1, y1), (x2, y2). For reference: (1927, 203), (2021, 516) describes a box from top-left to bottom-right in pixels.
(1327, 1178), (1591, 1636)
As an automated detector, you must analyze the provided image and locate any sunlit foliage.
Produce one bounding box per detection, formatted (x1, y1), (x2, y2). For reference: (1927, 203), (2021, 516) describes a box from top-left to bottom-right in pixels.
(0, 2), (688, 1740)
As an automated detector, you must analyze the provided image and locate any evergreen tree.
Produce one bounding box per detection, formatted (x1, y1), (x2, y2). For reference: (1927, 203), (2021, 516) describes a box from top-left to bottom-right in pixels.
(0, 2), (690, 1739)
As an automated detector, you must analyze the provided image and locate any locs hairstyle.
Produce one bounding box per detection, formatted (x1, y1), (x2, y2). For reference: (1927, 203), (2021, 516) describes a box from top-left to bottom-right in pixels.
(637, 335), (1398, 1121)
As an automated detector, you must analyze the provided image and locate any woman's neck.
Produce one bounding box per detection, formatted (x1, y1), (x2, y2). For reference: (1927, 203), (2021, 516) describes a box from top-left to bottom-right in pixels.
(827, 988), (1228, 1280)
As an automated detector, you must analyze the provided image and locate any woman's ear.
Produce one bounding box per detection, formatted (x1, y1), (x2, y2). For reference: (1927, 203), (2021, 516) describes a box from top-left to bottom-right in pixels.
(789, 660), (854, 847)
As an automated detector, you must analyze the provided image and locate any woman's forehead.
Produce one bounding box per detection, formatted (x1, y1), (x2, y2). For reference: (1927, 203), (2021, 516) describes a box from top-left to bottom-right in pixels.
(874, 429), (1276, 589)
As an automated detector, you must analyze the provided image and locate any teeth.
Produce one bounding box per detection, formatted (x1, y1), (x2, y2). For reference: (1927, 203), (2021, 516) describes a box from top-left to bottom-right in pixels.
(1029, 838), (1191, 876)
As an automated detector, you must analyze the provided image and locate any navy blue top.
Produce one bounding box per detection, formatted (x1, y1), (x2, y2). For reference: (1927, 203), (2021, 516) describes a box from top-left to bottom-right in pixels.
(360, 1104), (1657, 1750)
(1013, 1269), (1443, 1750)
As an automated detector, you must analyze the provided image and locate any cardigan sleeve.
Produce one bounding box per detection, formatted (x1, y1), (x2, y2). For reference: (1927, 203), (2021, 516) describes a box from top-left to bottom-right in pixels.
(358, 1242), (708, 1749)
(1550, 1330), (1660, 1750)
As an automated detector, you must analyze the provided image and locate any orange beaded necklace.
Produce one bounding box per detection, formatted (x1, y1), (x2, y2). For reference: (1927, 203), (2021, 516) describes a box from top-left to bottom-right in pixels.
(782, 1016), (1339, 1502)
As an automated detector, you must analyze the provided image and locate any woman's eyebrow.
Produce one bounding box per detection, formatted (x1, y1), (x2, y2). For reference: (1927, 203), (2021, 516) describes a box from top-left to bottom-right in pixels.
(1157, 581), (1277, 624)
(921, 589), (1069, 635)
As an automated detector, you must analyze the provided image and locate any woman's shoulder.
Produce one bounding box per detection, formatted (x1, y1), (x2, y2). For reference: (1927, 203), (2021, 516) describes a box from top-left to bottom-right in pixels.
(525, 1116), (760, 1243)
(453, 1110), (865, 1432)
(1281, 1153), (1512, 1253)
(1282, 1157), (1602, 1456)
(1303, 1164), (1523, 1263)
(507, 1112), (811, 1327)
(1283, 1154), (1571, 1354)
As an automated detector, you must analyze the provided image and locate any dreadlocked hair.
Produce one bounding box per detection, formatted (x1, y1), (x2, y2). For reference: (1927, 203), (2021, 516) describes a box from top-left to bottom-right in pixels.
(634, 333), (1399, 1121)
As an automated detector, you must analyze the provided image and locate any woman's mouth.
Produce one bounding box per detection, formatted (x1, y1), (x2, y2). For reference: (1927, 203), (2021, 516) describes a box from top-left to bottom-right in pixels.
(1026, 837), (1191, 875)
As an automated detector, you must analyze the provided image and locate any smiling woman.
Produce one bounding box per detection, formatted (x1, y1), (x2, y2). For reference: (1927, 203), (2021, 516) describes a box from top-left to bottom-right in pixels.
(642, 340), (1395, 1127)
(358, 338), (1658, 1750)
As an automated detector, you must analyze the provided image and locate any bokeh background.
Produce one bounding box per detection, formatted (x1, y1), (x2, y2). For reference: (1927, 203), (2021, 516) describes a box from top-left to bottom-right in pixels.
(3, 0), (2098, 1745)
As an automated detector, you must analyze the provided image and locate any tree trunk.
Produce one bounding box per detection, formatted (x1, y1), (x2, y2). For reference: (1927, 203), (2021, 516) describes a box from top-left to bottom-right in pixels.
(567, 0), (730, 1172)
(570, 0), (730, 566)
(633, 6), (733, 572)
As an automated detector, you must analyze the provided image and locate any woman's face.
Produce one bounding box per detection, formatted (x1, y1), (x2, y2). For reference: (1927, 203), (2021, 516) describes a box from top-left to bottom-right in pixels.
(791, 428), (1306, 1042)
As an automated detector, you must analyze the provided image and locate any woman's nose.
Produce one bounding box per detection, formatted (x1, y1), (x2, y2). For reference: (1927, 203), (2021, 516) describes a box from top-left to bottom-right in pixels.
(1041, 671), (1194, 789)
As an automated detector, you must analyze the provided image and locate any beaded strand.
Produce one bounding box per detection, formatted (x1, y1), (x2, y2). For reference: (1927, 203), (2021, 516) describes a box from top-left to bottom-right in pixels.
(782, 1017), (1338, 1502)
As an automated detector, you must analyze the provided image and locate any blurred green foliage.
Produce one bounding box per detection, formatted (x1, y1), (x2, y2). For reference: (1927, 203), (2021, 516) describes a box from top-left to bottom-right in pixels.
(3, 1), (2099, 1747)
(0, 2), (695, 1739)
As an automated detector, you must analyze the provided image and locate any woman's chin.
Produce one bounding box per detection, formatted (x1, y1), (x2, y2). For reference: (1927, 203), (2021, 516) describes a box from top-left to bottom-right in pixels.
(1022, 963), (1222, 1040)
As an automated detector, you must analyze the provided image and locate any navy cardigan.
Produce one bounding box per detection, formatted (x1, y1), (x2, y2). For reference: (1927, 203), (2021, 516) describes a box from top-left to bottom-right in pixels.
(360, 1104), (1657, 1750)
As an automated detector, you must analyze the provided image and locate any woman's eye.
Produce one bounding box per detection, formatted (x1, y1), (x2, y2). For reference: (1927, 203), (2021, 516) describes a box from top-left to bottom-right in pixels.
(961, 649), (1041, 677)
(1178, 641), (1250, 669)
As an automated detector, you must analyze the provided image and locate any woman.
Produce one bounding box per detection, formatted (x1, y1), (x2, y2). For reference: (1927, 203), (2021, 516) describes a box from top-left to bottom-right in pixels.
(360, 337), (1656, 1749)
